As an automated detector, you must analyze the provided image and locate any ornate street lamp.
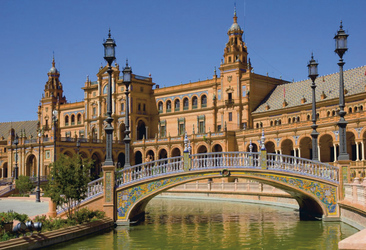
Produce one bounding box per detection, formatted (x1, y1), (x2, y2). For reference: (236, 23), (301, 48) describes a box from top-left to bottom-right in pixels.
(123, 60), (132, 169)
(103, 29), (116, 166)
(14, 134), (19, 180)
(36, 130), (42, 202)
(334, 21), (349, 161)
(52, 110), (58, 162)
(308, 53), (319, 161)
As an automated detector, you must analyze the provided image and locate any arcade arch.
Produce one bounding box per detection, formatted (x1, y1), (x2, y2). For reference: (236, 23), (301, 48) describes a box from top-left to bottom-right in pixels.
(299, 137), (312, 160)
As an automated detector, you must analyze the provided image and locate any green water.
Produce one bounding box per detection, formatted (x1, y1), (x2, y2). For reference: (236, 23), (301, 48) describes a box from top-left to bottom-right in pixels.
(52, 198), (358, 249)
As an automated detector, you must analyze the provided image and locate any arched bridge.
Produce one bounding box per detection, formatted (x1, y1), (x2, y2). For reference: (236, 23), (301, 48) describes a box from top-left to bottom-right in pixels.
(64, 151), (341, 225)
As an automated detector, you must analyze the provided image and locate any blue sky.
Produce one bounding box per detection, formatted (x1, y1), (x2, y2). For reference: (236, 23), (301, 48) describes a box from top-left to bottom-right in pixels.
(0, 0), (365, 122)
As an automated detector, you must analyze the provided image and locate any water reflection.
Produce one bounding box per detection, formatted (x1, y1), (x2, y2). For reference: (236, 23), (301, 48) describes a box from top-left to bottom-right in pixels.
(53, 197), (358, 249)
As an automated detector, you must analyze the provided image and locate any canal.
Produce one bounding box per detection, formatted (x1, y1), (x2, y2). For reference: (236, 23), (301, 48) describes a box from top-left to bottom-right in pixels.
(53, 197), (358, 249)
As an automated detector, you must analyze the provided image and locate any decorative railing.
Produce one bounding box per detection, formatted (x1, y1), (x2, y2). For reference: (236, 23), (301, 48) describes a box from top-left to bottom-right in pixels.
(116, 156), (183, 187)
(29, 176), (48, 183)
(56, 177), (103, 215)
(115, 152), (339, 187)
(0, 185), (14, 197)
(0, 178), (13, 186)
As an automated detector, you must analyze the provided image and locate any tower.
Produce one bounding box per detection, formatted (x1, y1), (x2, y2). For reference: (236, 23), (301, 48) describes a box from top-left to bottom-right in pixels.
(217, 8), (250, 131)
(39, 57), (66, 135)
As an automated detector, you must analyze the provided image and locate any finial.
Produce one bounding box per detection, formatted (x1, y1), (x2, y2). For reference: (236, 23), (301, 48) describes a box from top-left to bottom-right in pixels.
(86, 75), (89, 82)
(52, 52), (55, 67)
(340, 20), (343, 29)
(108, 28), (111, 38)
(126, 58), (129, 67)
(234, 3), (237, 17)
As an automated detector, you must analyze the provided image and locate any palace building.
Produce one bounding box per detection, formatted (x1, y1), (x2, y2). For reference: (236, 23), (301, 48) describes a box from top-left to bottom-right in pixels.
(1, 11), (366, 180)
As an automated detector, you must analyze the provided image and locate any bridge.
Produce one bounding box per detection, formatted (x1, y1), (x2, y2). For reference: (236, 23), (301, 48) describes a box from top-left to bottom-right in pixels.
(64, 149), (341, 225)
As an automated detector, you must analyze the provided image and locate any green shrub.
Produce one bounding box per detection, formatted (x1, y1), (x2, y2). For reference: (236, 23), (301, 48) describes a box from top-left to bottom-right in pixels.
(15, 176), (34, 195)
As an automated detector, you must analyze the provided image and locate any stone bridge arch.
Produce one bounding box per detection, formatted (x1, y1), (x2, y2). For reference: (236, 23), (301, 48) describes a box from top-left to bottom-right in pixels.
(115, 167), (338, 225)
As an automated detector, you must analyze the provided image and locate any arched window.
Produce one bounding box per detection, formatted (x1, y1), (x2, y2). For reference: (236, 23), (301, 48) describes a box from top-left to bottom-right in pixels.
(316, 113), (320, 120)
(270, 121), (273, 126)
(327, 111), (331, 117)
(71, 114), (75, 125)
(192, 96), (198, 109)
(256, 123), (259, 128)
(297, 116), (300, 122)
(158, 101), (163, 113)
(360, 105), (364, 111)
(174, 99), (180, 111)
(166, 100), (172, 112)
(292, 117), (296, 123)
(183, 98), (189, 110)
(348, 107), (352, 113)
(307, 114), (311, 121)
(260, 122), (263, 128)
(288, 118), (291, 124)
(278, 119), (282, 125)
(77, 114), (82, 124)
(65, 115), (69, 126)
(332, 110), (336, 116)
(201, 95), (207, 108)
(354, 106), (358, 112)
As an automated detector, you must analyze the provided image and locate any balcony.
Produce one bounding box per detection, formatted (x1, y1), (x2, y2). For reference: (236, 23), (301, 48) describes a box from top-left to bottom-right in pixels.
(225, 99), (234, 106)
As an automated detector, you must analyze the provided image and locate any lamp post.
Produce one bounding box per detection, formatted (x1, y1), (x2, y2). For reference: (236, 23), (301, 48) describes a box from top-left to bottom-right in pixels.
(122, 61), (132, 169)
(308, 53), (319, 161)
(52, 110), (58, 162)
(36, 130), (41, 202)
(103, 29), (116, 166)
(76, 139), (80, 156)
(334, 21), (349, 161)
(14, 134), (19, 180)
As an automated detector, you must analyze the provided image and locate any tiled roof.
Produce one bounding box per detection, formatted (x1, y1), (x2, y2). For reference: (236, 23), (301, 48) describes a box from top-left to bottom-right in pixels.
(0, 120), (38, 139)
(253, 66), (366, 113)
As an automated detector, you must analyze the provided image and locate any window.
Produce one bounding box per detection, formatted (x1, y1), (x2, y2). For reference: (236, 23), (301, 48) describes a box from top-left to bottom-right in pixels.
(65, 115), (69, 126)
(178, 118), (185, 136)
(71, 115), (75, 125)
(183, 98), (189, 110)
(77, 114), (82, 124)
(45, 150), (51, 159)
(201, 95), (207, 108)
(93, 92), (96, 97)
(217, 125), (221, 132)
(93, 107), (96, 115)
(197, 115), (205, 134)
(121, 103), (124, 111)
(140, 87), (144, 92)
(143, 104), (146, 112)
(192, 96), (198, 109)
(166, 100), (172, 112)
(160, 125), (166, 137)
(158, 101), (163, 113)
(138, 104), (141, 111)
(174, 99), (180, 111)
(229, 112), (232, 121)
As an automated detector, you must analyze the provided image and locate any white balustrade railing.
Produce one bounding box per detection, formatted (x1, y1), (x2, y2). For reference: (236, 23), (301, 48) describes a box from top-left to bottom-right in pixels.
(116, 156), (183, 187)
(115, 152), (339, 187)
(56, 177), (103, 215)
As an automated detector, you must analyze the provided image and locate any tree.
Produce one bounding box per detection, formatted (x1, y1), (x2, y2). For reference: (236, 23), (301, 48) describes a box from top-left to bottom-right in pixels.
(15, 175), (34, 196)
(45, 154), (93, 218)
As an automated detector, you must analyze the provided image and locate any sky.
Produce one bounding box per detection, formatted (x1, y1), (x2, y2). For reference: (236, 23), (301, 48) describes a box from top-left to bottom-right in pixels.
(0, 0), (365, 122)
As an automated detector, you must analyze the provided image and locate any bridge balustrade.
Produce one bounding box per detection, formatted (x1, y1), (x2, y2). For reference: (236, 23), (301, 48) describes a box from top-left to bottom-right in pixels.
(56, 177), (103, 215)
(115, 156), (183, 187)
(266, 153), (339, 183)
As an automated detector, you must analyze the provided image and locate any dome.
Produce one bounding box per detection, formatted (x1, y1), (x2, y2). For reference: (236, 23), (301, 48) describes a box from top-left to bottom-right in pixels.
(49, 66), (58, 74)
(229, 22), (241, 32)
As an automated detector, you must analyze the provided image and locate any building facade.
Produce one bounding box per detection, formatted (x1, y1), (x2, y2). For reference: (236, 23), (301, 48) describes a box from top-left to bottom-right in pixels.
(1, 12), (366, 180)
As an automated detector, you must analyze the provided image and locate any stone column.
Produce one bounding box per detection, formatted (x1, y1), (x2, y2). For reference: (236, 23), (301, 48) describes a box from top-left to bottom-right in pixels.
(362, 141), (365, 161)
(102, 164), (116, 220)
(318, 146), (321, 162)
(356, 142), (360, 161)
(333, 144), (338, 162)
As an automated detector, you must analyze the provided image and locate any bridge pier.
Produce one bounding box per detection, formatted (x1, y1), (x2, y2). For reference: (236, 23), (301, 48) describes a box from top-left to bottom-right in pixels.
(102, 164), (116, 220)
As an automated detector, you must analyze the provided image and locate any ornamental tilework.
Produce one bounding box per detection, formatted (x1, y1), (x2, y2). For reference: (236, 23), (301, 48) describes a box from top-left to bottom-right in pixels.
(236, 172), (338, 215)
(116, 174), (204, 220)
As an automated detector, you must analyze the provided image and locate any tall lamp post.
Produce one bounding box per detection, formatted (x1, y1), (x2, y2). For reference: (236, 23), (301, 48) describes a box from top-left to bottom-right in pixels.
(122, 61), (132, 169)
(36, 130), (42, 202)
(308, 53), (319, 161)
(103, 29), (116, 166)
(334, 21), (349, 161)
(52, 110), (58, 162)
(14, 134), (19, 179)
